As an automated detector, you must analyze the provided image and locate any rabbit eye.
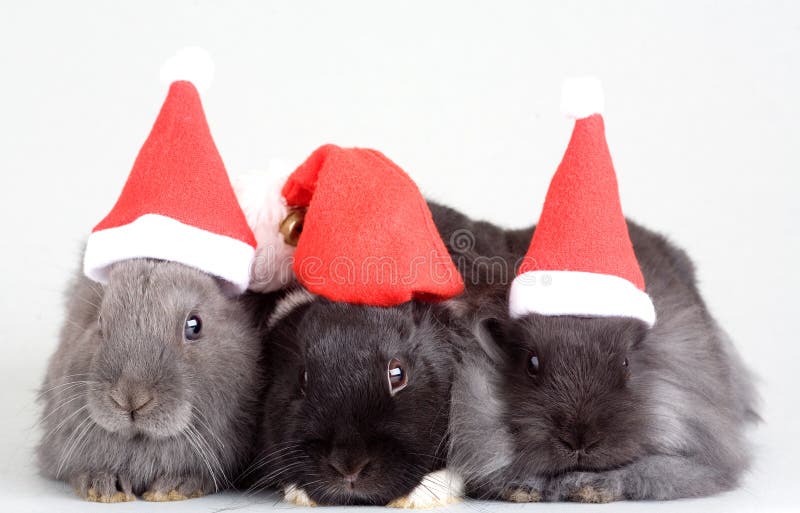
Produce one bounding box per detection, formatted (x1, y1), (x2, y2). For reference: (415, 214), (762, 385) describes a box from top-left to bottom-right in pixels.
(623, 357), (629, 368)
(387, 357), (408, 396)
(184, 315), (202, 341)
(527, 352), (540, 377)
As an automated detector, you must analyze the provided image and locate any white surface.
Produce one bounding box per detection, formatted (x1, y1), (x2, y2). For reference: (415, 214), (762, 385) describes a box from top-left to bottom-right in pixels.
(159, 46), (216, 94)
(0, 1), (798, 512)
(560, 76), (605, 119)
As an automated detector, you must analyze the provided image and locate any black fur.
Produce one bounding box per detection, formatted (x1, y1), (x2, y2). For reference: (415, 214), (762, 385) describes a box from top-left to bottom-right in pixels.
(254, 295), (468, 505)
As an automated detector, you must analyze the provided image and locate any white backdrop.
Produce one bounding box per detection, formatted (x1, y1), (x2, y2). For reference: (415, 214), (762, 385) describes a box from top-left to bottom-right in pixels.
(1, 1), (797, 512)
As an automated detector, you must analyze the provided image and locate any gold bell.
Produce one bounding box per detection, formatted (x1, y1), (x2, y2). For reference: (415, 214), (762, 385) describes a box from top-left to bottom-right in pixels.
(279, 208), (306, 247)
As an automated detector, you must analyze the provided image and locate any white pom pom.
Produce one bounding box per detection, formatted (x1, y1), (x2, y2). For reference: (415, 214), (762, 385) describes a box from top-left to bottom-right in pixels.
(560, 76), (605, 120)
(231, 160), (295, 293)
(159, 46), (215, 93)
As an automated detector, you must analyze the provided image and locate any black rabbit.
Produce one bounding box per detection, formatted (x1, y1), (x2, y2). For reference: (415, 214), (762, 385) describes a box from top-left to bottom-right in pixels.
(252, 288), (468, 507)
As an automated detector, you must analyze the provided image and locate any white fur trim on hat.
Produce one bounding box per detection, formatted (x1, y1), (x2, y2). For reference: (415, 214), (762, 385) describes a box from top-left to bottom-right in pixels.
(508, 270), (656, 327)
(560, 76), (605, 120)
(83, 214), (255, 294)
(231, 161), (295, 293)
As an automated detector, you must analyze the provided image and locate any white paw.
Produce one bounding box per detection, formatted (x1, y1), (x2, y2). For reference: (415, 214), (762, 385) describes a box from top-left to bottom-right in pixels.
(283, 484), (317, 507)
(387, 469), (464, 509)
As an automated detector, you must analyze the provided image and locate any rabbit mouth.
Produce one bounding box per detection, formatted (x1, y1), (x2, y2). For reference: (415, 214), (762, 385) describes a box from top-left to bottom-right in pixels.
(546, 445), (639, 475)
(304, 483), (389, 506)
(297, 462), (407, 506)
(327, 487), (378, 505)
(87, 390), (192, 439)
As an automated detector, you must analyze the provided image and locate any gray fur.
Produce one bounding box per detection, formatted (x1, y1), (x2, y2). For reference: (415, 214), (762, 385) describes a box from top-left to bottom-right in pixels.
(430, 203), (760, 502)
(446, 333), (514, 485)
(37, 258), (265, 500)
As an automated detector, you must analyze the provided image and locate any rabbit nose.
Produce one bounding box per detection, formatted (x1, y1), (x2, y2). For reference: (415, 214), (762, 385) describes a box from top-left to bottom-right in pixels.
(558, 434), (580, 452)
(559, 424), (598, 454)
(329, 456), (370, 486)
(109, 385), (153, 417)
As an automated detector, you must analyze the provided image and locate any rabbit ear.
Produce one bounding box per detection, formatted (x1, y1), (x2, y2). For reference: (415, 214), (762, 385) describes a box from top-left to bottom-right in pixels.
(474, 317), (510, 364)
(616, 316), (651, 349)
(267, 287), (316, 330)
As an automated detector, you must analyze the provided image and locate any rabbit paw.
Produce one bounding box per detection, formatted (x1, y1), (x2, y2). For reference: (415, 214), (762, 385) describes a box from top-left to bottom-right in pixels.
(142, 474), (209, 501)
(546, 471), (623, 503)
(497, 475), (546, 502)
(284, 484), (318, 506)
(71, 472), (135, 503)
(386, 469), (464, 509)
(502, 486), (542, 503)
(571, 485), (619, 503)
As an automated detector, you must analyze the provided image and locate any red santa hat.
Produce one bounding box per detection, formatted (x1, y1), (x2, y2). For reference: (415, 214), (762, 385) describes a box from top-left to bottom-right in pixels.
(280, 144), (464, 306)
(83, 50), (256, 293)
(508, 77), (656, 326)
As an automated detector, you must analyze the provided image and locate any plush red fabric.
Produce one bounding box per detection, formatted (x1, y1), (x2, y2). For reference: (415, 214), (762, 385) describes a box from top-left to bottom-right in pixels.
(93, 81), (256, 248)
(520, 114), (645, 290)
(282, 144), (464, 306)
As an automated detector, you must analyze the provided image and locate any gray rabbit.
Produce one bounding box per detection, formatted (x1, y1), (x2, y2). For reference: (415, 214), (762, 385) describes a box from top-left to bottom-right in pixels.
(431, 203), (760, 502)
(37, 258), (267, 502)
